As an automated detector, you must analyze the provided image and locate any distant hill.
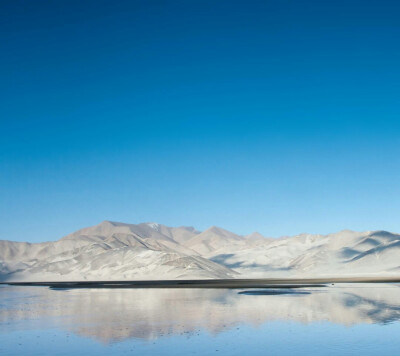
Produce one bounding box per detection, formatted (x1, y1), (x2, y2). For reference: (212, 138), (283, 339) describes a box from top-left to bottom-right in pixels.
(1, 221), (400, 281)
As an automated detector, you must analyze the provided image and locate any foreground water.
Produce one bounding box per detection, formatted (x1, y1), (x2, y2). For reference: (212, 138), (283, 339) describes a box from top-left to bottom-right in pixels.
(1, 284), (400, 355)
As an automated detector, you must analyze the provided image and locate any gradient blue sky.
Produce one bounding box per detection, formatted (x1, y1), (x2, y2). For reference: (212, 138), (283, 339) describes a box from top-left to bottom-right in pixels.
(1, 0), (400, 242)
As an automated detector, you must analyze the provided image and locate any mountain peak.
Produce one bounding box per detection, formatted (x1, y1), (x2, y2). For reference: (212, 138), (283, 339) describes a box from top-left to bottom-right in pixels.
(98, 220), (127, 227)
(204, 226), (230, 234)
(99, 220), (115, 225)
(245, 232), (264, 240)
(145, 222), (161, 231)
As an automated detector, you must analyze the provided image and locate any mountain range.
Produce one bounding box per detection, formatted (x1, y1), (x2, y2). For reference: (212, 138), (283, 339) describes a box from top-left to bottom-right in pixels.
(1, 221), (400, 281)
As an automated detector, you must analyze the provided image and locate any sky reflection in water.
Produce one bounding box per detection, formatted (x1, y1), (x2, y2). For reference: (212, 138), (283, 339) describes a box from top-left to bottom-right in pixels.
(1, 284), (400, 355)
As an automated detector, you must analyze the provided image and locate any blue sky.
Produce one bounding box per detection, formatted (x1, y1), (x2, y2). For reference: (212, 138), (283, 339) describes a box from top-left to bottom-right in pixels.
(1, 0), (400, 242)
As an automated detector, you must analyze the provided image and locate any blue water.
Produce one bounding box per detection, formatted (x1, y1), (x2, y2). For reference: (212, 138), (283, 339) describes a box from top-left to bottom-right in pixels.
(1, 284), (400, 355)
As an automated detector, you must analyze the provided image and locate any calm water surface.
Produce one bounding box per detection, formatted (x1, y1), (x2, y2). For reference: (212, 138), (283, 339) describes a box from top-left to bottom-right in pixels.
(1, 284), (400, 355)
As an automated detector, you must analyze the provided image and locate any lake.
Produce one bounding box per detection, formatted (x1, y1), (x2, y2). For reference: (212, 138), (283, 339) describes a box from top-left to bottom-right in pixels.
(1, 283), (400, 355)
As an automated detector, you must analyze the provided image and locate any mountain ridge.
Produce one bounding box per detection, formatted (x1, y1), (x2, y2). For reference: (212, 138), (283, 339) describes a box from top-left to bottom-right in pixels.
(1, 221), (399, 282)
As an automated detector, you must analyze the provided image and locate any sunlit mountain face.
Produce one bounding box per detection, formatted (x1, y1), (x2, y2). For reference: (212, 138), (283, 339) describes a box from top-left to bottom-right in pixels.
(1, 221), (400, 281)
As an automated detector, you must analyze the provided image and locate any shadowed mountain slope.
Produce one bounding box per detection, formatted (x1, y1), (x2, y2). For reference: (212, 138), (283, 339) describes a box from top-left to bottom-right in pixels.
(1, 222), (400, 281)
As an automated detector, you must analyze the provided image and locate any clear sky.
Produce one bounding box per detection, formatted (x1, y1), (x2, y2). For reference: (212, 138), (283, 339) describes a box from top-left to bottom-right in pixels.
(1, 0), (400, 242)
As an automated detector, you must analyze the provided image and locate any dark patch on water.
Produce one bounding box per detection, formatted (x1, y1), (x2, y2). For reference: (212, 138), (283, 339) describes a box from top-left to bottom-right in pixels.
(238, 289), (311, 296)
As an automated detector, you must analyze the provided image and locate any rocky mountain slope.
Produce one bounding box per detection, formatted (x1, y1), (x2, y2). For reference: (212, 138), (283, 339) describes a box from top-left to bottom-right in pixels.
(1, 221), (400, 281)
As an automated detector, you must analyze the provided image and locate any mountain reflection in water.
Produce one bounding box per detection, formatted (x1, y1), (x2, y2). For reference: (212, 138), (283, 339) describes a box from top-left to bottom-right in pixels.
(1, 284), (400, 343)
